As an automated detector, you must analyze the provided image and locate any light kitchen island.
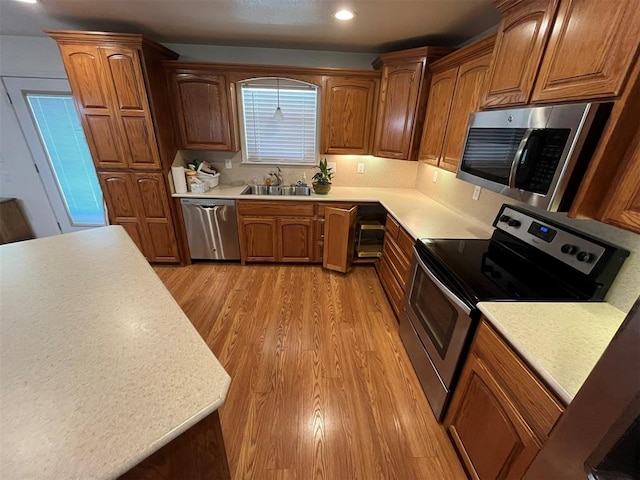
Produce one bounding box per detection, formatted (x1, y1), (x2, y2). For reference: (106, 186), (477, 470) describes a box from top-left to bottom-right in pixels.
(0, 226), (231, 479)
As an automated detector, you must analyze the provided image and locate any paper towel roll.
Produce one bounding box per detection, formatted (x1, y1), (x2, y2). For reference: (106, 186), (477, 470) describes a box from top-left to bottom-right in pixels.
(171, 166), (188, 194)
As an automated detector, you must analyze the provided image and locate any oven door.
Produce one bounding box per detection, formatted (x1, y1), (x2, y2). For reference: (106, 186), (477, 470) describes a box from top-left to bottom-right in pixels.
(402, 247), (475, 390)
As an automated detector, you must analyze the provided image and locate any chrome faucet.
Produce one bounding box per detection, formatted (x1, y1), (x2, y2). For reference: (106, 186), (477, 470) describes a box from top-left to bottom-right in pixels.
(269, 167), (283, 186)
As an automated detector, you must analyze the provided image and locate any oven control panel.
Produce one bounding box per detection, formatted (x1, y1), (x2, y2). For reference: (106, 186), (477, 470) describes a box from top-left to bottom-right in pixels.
(494, 206), (605, 275)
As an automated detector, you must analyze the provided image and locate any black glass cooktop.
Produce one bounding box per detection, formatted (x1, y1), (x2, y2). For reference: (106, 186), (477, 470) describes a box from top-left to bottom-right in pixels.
(416, 236), (590, 308)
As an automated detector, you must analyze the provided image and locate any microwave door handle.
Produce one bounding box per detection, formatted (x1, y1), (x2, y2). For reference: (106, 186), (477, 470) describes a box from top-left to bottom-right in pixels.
(509, 128), (533, 188)
(412, 247), (472, 315)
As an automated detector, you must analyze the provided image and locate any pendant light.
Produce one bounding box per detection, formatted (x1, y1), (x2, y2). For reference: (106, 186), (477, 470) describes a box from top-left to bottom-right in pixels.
(273, 78), (284, 120)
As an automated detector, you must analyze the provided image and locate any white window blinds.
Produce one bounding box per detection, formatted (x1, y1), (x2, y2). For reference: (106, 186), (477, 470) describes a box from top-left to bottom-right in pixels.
(239, 78), (318, 165)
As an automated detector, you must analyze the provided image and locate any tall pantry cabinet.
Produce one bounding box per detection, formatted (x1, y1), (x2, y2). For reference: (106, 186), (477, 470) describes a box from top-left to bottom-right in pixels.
(48, 31), (184, 262)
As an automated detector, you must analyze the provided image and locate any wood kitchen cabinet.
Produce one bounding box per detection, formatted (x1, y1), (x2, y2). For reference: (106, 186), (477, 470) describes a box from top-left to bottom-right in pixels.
(238, 217), (278, 262)
(417, 68), (458, 165)
(531, 0), (640, 103)
(378, 214), (414, 318)
(322, 206), (357, 273)
(444, 320), (564, 479)
(237, 201), (315, 263)
(99, 171), (180, 263)
(483, 0), (640, 107)
(321, 75), (379, 155)
(418, 35), (495, 172)
(482, 0), (557, 108)
(372, 47), (453, 161)
(49, 31), (185, 263)
(168, 69), (239, 151)
(52, 38), (169, 170)
(237, 200), (381, 269)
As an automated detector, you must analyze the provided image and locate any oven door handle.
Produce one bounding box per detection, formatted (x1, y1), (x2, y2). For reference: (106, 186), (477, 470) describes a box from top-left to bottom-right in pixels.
(412, 247), (472, 315)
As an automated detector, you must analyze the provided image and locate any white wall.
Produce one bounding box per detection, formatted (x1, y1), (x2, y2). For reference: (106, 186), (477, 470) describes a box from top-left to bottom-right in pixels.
(415, 161), (640, 313)
(0, 35), (65, 238)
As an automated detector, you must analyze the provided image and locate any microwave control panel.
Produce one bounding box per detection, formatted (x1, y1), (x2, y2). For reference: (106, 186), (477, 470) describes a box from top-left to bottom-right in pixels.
(494, 206), (605, 275)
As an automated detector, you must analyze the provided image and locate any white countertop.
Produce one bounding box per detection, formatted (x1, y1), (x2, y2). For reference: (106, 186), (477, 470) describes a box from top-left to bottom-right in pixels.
(0, 226), (231, 479)
(478, 302), (626, 405)
(174, 186), (493, 240)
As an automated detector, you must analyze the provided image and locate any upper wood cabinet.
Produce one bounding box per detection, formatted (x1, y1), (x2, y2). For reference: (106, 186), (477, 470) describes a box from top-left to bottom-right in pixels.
(482, 0), (558, 108)
(417, 68), (458, 164)
(418, 35), (495, 172)
(531, 0), (640, 103)
(168, 70), (239, 151)
(440, 52), (493, 172)
(50, 33), (177, 170)
(321, 76), (378, 155)
(484, 0), (640, 108)
(570, 57), (640, 234)
(57, 44), (126, 169)
(372, 47), (453, 161)
(445, 320), (564, 479)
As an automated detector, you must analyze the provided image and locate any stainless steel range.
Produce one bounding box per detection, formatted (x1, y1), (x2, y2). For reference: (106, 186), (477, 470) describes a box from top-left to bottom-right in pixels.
(399, 204), (630, 421)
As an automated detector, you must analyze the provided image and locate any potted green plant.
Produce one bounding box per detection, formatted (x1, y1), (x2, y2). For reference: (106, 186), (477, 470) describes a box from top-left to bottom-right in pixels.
(312, 158), (334, 194)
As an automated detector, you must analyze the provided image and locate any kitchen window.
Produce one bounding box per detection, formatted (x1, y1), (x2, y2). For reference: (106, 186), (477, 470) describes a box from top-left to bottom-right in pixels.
(238, 78), (319, 165)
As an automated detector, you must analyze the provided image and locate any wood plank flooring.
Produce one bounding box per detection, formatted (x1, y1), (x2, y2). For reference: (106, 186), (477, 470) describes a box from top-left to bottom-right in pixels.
(154, 263), (467, 480)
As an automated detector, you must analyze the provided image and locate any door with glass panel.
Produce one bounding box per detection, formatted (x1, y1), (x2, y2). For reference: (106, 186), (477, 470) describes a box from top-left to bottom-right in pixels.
(3, 77), (106, 233)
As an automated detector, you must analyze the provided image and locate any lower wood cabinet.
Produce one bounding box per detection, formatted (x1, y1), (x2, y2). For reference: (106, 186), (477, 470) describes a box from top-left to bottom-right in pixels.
(237, 201), (315, 264)
(378, 214), (414, 318)
(98, 171), (180, 263)
(238, 217), (278, 262)
(323, 206), (357, 273)
(237, 200), (375, 270)
(444, 320), (564, 480)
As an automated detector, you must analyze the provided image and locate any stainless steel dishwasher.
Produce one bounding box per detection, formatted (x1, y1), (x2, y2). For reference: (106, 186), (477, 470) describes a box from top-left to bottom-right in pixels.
(180, 198), (241, 260)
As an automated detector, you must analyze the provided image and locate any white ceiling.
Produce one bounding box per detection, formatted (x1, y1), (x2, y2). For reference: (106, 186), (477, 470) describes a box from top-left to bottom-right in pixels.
(0, 0), (500, 52)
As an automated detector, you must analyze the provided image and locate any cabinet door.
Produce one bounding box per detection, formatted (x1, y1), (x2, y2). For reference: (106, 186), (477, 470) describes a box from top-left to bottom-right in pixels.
(321, 77), (377, 154)
(447, 354), (541, 479)
(532, 0), (640, 102)
(600, 126), (640, 233)
(133, 173), (179, 263)
(323, 206), (357, 273)
(373, 61), (425, 160)
(240, 217), (278, 262)
(100, 47), (161, 170)
(98, 172), (148, 257)
(440, 53), (492, 173)
(417, 67), (458, 165)
(58, 44), (126, 169)
(172, 73), (237, 151)
(482, 0), (559, 108)
(279, 218), (314, 263)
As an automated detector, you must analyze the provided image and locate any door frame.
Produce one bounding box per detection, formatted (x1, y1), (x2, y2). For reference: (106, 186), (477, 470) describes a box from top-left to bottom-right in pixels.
(3, 76), (106, 233)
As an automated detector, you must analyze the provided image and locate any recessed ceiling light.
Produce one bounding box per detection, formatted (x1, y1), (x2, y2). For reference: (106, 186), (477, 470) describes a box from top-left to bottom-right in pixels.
(14, 0), (39, 3)
(334, 9), (355, 21)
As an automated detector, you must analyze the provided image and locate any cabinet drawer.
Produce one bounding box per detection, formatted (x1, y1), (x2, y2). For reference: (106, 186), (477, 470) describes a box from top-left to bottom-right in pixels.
(382, 233), (411, 288)
(237, 200), (315, 217)
(317, 202), (355, 217)
(378, 256), (404, 318)
(385, 214), (400, 240)
(474, 320), (564, 440)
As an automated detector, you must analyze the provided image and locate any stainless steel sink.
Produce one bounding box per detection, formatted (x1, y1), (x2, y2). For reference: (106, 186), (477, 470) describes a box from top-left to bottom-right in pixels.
(242, 185), (311, 196)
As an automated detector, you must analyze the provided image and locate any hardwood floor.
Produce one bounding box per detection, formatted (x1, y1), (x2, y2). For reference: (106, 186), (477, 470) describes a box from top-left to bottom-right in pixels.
(154, 263), (467, 480)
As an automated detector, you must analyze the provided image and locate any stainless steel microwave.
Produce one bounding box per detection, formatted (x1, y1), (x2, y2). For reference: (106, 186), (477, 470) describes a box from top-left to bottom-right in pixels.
(456, 103), (611, 211)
